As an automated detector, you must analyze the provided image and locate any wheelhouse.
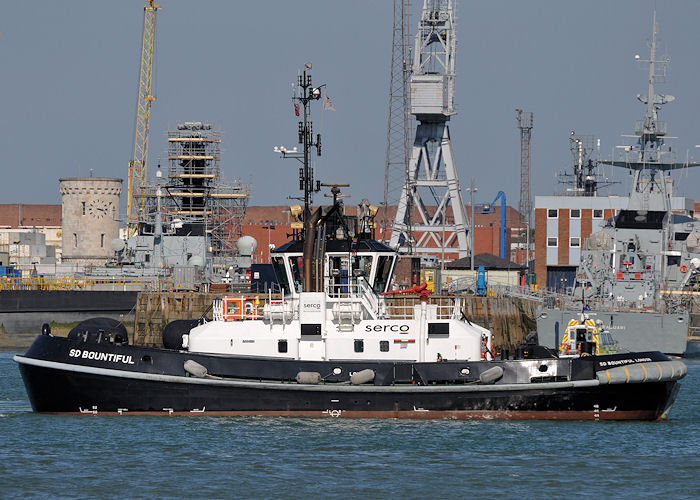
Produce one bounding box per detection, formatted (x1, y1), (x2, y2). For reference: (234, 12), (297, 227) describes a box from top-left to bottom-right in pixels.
(270, 239), (397, 297)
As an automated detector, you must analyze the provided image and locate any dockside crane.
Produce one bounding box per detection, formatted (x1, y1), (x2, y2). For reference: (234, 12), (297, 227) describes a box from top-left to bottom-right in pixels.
(126, 0), (160, 237)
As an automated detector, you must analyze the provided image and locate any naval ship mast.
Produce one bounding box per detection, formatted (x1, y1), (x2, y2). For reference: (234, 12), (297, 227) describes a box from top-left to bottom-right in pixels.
(567, 10), (700, 309)
(601, 11), (700, 211)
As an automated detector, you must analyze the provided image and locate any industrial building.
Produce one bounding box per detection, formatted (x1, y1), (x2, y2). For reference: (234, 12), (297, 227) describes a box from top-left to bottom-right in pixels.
(534, 194), (696, 290)
(0, 204), (62, 266)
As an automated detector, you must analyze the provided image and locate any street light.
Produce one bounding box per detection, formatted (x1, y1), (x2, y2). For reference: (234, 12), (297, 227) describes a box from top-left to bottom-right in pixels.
(262, 223), (275, 263)
(464, 177), (477, 271)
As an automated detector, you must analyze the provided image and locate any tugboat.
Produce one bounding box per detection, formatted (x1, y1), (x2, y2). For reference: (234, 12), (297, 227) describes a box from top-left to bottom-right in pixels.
(15, 65), (687, 420)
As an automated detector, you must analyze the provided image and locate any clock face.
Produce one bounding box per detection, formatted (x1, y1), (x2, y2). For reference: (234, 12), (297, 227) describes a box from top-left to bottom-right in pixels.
(87, 200), (112, 219)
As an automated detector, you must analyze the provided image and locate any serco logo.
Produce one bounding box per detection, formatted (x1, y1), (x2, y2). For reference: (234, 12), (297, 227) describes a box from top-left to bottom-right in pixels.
(364, 324), (410, 333)
(304, 303), (321, 310)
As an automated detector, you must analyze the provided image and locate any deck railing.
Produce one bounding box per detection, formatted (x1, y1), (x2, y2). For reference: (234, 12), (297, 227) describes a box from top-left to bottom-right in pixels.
(0, 276), (174, 292)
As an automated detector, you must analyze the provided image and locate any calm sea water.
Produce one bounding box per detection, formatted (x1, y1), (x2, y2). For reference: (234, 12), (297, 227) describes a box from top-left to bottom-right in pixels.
(1, 350), (699, 499)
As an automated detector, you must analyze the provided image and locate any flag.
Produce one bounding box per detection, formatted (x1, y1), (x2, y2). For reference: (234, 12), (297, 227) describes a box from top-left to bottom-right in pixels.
(323, 93), (336, 111)
(294, 103), (300, 116)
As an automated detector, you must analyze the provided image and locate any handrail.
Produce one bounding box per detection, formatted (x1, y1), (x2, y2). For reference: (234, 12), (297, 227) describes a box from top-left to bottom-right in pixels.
(0, 276), (174, 292)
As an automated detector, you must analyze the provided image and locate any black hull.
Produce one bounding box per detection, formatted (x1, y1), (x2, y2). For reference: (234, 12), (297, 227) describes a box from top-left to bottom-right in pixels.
(15, 335), (682, 421)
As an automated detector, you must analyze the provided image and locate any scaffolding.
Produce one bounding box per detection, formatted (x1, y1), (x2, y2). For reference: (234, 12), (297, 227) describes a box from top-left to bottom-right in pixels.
(140, 122), (250, 269)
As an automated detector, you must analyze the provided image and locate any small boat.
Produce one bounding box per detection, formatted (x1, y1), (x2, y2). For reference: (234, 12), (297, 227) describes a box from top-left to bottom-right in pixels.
(558, 315), (627, 356)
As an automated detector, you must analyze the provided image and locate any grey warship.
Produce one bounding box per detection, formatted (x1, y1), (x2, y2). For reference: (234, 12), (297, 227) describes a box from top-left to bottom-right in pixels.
(537, 13), (700, 357)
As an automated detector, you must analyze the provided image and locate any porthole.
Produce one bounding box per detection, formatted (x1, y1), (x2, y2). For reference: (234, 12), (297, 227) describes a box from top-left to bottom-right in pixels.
(354, 339), (364, 353)
(278, 340), (288, 353)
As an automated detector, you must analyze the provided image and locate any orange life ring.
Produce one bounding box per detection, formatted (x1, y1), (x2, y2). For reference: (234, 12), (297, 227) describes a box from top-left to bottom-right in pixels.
(680, 265), (688, 273)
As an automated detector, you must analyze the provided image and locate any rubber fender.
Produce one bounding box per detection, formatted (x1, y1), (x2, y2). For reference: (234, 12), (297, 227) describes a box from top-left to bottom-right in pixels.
(184, 360), (208, 378)
(350, 369), (375, 385)
(479, 366), (504, 384)
(597, 360), (687, 384)
(67, 317), (128, 345)
(163, 319), (200, 350)
(296, 371), (322, 384)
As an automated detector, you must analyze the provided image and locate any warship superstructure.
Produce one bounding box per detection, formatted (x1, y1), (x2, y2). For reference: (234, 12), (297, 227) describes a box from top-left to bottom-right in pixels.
(95, 122), (253, 287)
(537, 13), (700, 357)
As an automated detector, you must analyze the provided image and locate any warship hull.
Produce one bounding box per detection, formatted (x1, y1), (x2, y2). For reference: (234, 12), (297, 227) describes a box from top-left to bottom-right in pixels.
(536, 307), (694, 357)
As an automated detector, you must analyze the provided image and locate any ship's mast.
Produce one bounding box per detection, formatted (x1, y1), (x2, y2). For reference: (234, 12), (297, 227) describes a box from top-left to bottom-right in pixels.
(601, 11), (700, 212)
(274, 63), (324, 291)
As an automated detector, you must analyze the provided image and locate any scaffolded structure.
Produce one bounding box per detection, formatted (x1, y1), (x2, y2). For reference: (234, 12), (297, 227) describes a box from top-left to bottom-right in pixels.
(141, 122), (250, 269)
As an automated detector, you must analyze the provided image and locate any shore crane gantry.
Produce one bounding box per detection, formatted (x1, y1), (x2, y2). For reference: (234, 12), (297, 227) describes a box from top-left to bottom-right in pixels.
(390, 0), (470, 258)
(126, 0), (159, 237)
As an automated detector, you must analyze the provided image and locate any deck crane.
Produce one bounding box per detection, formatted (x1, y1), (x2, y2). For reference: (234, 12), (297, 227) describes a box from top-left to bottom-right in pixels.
(477, 191), (506, 259)
(126, 0), (159, 237)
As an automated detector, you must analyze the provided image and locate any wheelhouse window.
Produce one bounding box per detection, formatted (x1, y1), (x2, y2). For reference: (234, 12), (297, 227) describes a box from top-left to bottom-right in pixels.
(352, 255), (373, 280)
(547, 209), (558, 219)
(271, 257), (291, 295)
(570, 237), (580, 247)
(593, 209), (604, 219)
(290, 256), (304, 293)
(570, 209), (581, 219)
(547, 237), (558, 247)
(373, 255), (394, 294)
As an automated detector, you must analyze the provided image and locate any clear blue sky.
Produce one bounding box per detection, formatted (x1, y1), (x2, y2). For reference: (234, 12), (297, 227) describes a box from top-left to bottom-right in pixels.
(1, 1), (699, 210)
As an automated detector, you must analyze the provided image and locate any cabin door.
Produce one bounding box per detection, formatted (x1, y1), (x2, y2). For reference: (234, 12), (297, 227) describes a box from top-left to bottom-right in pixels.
(299, 338), (325, 360)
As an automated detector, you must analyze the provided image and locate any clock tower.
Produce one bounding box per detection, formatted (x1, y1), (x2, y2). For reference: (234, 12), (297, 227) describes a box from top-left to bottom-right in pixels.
(59, 177), (122, 265)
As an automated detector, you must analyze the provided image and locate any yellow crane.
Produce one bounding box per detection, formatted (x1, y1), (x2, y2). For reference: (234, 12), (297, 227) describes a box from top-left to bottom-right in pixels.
(126, 0), (159, 237)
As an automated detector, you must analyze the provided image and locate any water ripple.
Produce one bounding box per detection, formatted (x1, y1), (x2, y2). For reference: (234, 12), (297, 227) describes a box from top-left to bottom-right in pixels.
(1, 352), (699, 499)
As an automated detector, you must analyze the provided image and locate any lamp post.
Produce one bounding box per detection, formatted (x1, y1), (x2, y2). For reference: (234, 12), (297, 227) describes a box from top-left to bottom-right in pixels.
(261, 223), (275, 263)
(465, 177), (477, 271)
